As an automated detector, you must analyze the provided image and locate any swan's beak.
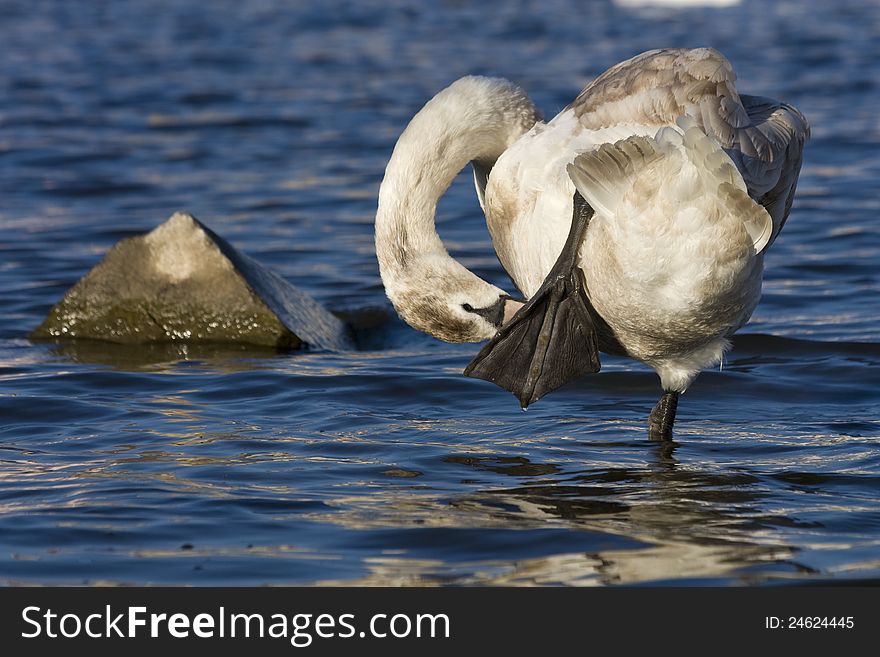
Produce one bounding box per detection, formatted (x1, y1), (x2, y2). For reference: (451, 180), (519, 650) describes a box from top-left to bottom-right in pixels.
(464, 192), (601, 408)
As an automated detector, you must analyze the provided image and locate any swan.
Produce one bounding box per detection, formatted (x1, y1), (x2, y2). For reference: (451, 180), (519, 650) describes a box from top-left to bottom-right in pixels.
(374, 48), (808, 439)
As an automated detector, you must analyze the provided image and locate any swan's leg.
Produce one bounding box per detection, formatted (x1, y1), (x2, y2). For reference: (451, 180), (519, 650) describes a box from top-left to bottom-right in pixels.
(648, 391), (679, 440)
(464, 192), (600, 408)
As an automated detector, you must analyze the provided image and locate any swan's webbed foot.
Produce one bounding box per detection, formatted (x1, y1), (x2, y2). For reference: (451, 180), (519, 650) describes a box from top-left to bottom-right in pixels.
(648, 391), (679, 441)
(464, 192), (600, 408)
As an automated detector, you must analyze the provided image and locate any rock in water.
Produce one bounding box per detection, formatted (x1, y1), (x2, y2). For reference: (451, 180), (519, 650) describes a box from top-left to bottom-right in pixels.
(31, 212), (353, 351)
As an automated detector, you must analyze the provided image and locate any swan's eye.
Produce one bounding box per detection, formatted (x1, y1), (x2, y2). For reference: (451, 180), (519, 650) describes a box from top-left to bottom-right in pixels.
(461, 299), (505, 327)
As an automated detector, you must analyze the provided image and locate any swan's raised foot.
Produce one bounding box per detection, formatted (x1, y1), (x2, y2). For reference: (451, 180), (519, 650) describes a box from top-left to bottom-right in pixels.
(648, 391), (679, 441)
(464, 192), (600, 408)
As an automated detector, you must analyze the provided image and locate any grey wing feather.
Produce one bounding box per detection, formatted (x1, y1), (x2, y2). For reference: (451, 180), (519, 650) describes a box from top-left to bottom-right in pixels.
(729, 95), (809, 246)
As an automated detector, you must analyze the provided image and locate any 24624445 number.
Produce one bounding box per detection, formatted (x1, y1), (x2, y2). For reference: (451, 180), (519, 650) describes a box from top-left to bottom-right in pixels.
(765, 616), (854, 629)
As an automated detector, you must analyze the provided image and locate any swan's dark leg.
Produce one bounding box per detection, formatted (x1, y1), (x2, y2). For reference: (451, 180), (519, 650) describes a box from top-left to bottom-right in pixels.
(648, 391), (679, 441)
(464, 192), (601, 408)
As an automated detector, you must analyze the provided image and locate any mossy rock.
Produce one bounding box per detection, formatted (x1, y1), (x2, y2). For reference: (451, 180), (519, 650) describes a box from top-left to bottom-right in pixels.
(32, 212), (352, 351)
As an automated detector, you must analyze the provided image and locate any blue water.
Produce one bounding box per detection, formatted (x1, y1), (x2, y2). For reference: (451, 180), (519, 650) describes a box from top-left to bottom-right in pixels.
(1, 0), (878, 585)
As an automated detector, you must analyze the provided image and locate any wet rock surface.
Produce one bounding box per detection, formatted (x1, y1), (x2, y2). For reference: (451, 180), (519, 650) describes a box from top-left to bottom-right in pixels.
(31, 212), (353, 351)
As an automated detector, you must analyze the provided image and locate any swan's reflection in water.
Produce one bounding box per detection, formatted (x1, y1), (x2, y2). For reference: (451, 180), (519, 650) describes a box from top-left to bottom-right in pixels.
(313, 441), (810, 586)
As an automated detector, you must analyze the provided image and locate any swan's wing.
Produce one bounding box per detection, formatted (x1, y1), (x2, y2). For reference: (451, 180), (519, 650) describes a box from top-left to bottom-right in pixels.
(566, 135), (663, 219)
(569, 131), (774, 255)
(570, 48), (809, 246)
(571, 48), (751, 143)
(730, 94), (809, 245)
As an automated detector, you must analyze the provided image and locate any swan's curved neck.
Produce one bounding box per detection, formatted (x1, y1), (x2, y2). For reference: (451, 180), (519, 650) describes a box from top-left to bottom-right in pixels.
(375, 76), (539, 341)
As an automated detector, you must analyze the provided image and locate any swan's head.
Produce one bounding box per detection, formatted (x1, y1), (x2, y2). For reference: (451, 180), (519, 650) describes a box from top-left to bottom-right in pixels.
(382, 254), (521, 343)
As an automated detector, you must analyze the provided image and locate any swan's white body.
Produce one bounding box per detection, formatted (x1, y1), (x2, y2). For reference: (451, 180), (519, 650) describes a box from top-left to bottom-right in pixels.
(376, 48), (808, 400)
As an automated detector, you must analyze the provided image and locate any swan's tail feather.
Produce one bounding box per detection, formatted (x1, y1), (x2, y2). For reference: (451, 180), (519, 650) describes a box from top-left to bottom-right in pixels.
(566, 136), (663, 219)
